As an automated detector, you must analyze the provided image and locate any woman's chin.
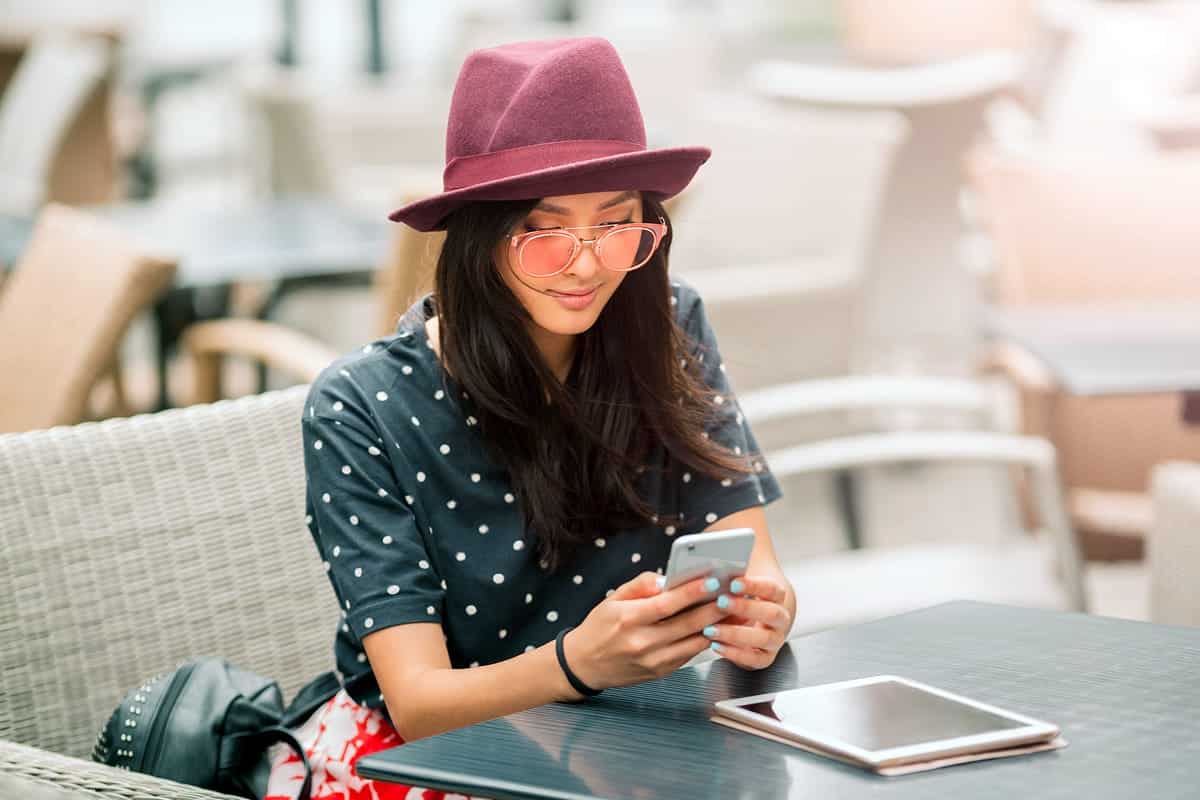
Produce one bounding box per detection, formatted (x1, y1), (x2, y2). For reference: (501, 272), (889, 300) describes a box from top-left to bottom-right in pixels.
(535, 308), (603, 336)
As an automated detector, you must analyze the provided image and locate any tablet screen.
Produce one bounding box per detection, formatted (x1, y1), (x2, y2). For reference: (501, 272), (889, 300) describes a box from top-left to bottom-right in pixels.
(739, 679), (1029, 752)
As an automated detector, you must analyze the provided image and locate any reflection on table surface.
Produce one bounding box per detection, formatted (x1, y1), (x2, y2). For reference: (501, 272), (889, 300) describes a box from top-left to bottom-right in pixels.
(358, 601), (1200, 799)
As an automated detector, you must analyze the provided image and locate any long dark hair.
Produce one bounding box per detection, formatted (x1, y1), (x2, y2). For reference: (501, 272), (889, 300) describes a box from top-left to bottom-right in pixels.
(433, 193), (749, 570)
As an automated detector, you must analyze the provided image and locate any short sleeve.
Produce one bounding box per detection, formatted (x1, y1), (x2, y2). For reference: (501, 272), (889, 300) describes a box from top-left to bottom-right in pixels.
(675, 283), (783, 530)
(302, 378), (445, 639)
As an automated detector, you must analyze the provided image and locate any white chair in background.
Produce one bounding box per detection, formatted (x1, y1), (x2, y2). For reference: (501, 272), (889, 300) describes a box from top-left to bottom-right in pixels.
(1148, 461), (1200, 627)
(233, 62), (445, 382)
(669, 94), (907, 391)
(237, 62), (447, 210)
(0, 32), (111, 216)
(988, 0), (1200, 156)
(749, 51), (1021, 377)
(664, 95), (1022, 557)
(743, 382), (1148, 634)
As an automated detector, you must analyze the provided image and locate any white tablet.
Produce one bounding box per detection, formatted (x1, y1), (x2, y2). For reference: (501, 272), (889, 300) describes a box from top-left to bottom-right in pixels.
(713, 675), (1060, 769)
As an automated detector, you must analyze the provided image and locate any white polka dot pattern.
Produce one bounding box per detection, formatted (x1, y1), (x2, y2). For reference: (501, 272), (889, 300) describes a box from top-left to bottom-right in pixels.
(299, 281), (780, 711)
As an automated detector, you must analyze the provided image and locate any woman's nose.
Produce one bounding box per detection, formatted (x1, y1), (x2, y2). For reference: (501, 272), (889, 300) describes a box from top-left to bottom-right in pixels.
(567, 238), (603, 277)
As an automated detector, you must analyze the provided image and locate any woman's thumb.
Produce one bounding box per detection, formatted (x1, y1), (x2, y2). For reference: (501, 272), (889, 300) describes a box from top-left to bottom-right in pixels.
(611, 570), (664, 601)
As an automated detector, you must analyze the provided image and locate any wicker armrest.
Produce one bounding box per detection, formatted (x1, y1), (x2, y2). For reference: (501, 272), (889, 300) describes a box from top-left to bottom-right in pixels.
(0, 739), (239, 799)
(181, 318), (340, 406)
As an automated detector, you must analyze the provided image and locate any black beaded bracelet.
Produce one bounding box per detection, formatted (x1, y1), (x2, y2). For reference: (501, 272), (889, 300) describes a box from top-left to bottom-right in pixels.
(555, 627), (603, 698)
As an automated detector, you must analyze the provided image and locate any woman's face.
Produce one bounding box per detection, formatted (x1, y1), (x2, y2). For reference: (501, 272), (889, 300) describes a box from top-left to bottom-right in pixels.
(494, 190), (644, 337)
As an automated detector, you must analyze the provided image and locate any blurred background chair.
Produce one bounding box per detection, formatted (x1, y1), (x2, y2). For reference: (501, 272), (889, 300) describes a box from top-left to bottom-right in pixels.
(372, 193), (447, 337)
(838, 0), (1037, 65)
(748, 50), (1021, 377)
(0, 31), (116, 216)
(182, 317), (337, 406)
(968, 146), (1200, 561)
(232, 62), (445, 390)
(987, 0), (1200, 156)
(0, 204), (175, 433)
(745, 375), (1149, 632)
(1148, 461), (1200, 627)
(0, 384), (336, 797)
(663, 95), (909, 554)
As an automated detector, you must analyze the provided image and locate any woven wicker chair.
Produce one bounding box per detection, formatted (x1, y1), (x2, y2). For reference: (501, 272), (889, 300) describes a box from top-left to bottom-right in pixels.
(0, 384), (340, 798)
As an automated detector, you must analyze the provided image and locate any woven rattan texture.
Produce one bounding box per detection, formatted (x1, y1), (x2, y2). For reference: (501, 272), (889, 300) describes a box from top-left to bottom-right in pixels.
(0, 738), (238, 799)
(0, 385), (340, 759)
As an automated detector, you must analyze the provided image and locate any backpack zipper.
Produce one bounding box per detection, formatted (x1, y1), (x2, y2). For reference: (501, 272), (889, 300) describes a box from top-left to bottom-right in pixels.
(136, 661), (197, 773)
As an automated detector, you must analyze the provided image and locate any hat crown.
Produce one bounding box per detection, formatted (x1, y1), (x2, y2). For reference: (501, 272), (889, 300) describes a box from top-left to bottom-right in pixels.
(445, 37), (647, 162)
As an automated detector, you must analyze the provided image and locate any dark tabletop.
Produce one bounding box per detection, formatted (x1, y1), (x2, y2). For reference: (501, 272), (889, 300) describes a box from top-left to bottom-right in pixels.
(986, 306), (1200, 396)
(357, 601), (1200, 799)
(0, 195), (389, 288)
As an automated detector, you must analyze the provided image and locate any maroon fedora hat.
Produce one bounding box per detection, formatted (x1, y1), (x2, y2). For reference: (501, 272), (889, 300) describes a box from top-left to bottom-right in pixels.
(388, 36), (711, 232)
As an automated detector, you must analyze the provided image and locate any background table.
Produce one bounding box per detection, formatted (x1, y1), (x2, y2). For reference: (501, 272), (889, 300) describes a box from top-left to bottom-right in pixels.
(986, 306), (1200, 396)
(0, 195), (388, 287)
(359, 601), (1200, 799)
(1, 195), (389, 408)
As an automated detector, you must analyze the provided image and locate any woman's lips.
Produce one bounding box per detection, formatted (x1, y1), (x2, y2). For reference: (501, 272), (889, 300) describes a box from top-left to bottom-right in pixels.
(547, 286), (599, 310)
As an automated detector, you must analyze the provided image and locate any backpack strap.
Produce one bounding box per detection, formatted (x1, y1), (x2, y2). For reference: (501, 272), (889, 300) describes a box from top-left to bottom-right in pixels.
(225, 726), (313, 800)
(281, 670), (342, 728)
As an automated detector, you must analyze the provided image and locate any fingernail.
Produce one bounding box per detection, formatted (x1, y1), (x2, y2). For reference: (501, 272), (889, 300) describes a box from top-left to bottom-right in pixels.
(710, 642), (722, 653)
(703, 577), (720, 593)
(655, 575), (666, 590)
(730, 579), (745, 594)
(717, 594), (731, 610)
(703, 625), (717, 638)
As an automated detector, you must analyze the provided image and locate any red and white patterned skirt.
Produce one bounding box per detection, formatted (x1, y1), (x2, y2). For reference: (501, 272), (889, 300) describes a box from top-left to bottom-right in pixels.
(262, 688), (481, 800)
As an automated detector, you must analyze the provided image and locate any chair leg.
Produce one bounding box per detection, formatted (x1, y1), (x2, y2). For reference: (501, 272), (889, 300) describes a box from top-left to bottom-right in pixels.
(834, 469), (864, 550)
(86, 357), (134, 422)
(108, 358), (132, 418)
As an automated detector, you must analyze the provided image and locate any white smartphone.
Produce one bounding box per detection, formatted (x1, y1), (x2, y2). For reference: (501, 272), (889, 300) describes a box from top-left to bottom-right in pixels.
(663, 527), (756, 591)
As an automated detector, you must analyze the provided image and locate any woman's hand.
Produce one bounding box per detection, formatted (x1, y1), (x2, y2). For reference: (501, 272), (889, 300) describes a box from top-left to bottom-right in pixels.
(560, 571), (726, 696)
(703, 574), (792, 670)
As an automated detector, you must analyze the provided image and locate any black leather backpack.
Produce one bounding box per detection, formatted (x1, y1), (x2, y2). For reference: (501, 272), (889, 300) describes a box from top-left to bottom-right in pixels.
(92, 657), (340, 800)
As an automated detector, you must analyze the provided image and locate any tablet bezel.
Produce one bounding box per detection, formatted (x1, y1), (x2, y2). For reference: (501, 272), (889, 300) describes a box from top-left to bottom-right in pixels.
(713, 675), (1060, 768)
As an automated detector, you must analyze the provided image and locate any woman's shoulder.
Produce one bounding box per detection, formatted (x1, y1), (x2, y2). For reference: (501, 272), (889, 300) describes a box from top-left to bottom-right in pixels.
(668, 277), (710, 336)
(303, 326), (441, 424)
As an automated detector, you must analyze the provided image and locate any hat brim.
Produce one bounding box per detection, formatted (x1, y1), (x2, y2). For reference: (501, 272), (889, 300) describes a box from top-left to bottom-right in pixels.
(387, 145), (711, 231)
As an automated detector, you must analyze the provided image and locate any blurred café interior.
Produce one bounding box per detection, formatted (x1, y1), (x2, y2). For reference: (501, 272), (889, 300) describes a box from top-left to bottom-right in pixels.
(2, 0), (1200, 760)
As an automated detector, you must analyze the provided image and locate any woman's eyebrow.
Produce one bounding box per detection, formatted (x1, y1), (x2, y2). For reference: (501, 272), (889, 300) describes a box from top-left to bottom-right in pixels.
(534, 191), (637, 215)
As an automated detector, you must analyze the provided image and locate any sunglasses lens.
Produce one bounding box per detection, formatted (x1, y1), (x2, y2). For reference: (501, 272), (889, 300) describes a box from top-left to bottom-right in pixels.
(601, 227), (658, 271)
(520, 233), (576, 276)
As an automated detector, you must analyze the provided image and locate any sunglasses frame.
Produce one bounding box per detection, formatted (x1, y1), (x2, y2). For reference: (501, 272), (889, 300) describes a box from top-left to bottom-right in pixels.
(508, 216), (668, 278)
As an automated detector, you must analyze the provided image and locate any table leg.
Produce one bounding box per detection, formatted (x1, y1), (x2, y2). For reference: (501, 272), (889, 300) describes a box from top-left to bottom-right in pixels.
(153, 285), (233, 410)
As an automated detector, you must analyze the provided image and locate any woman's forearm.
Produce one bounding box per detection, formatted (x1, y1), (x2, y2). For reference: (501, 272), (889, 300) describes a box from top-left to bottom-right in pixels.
(387, 640), (578, 741)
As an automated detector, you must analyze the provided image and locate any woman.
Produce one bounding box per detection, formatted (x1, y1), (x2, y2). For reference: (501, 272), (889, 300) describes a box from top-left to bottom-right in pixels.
(265, 36), (794, 800)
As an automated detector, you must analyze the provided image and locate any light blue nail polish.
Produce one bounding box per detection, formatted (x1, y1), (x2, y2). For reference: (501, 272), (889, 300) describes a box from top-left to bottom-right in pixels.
(704, 577), (720, 593)
(717, 594), (731, 610)
(655, 575), (666, 590)
(730, 579), (745, 594)
(711, 642), (722, 653)
(703, 625), (717, 638)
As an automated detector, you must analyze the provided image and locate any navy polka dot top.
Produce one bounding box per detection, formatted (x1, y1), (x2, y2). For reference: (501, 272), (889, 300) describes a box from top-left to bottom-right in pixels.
(301, 279), (783, 713)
